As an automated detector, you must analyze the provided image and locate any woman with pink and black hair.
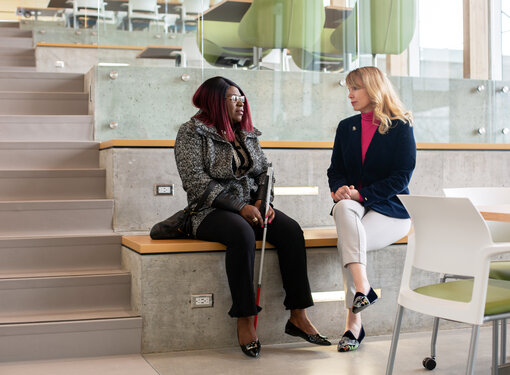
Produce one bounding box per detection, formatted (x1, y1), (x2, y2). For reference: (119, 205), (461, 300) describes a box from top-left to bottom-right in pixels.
(175, 76), (330, 358)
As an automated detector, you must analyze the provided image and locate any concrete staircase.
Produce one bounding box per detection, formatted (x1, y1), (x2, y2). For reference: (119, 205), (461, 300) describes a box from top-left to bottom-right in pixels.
(0, 24), (141, 362)
(0, 25), (35, 71)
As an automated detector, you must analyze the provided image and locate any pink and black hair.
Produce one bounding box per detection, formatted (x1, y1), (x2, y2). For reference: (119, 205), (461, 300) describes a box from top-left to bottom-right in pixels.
(192, 76), (253, 142)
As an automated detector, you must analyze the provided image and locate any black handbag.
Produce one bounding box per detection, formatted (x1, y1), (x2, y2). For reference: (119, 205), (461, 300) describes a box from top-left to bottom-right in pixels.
(150, 183), (214, 240)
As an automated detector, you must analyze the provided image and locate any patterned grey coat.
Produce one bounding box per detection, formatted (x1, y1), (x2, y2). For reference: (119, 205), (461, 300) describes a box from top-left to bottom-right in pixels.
(175, 117), (272, 235)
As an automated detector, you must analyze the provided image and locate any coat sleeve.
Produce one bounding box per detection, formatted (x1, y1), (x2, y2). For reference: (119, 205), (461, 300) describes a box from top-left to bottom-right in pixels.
(248, 134), (274, 204)
(359, 122), (416, 206)
(174, 123), (224, 208)
(327, 121), (348, 193)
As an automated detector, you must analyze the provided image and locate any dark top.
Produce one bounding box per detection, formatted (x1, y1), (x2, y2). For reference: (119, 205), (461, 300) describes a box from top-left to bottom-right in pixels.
(327, 114), (416, 219)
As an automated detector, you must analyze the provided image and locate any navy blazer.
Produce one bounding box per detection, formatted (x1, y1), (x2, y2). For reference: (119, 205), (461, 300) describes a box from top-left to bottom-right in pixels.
(327, 114), (416, 219)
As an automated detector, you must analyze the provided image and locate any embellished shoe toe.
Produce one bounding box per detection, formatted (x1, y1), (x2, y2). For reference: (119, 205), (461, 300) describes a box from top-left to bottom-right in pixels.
(337, 326), (365, 352)
(284, 320), (331, 346)
(352, 287), (378, 314)
(240, 340), (261, 358)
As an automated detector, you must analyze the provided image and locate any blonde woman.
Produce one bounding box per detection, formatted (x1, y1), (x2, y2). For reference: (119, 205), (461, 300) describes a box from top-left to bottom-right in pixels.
(327, 66), (416, 352)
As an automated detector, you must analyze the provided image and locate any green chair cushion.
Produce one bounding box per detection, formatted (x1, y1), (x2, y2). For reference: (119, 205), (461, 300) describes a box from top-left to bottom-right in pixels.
(330, 0), (416, 56)
(489, 261), (510, 281)
(290, 28), (345, 71)
(238, 0), (324, 50)
(197, 19), (269, 67)
(415, 278), (510, 316)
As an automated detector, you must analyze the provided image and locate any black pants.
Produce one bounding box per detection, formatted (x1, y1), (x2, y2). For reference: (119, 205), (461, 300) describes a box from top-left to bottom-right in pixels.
(196, 208), (314, 317)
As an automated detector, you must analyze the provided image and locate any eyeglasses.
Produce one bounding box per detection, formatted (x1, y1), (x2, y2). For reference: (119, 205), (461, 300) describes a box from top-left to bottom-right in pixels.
(226, 95), (245, 103)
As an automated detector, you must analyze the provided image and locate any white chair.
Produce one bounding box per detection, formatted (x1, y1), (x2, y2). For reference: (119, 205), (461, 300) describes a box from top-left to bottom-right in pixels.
(163, 14), (180, 33)
(440, 187), (510, 370)
(386, 195), (510, 375)
(67, 0), (114, 29)
(444, 187), (510, 243)
(179, 0), (209, 33)
(123, 0), (163, 32)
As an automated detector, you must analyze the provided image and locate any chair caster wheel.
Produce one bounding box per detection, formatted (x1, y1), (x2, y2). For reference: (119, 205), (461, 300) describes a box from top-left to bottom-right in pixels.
(423, 357), (436, 370)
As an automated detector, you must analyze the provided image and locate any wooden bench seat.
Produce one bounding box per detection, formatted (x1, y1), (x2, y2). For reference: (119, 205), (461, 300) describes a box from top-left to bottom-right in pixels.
(122, 228), (408, 254)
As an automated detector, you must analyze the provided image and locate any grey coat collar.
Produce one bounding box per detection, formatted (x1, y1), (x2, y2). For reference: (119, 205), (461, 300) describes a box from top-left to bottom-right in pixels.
(191, 116), (262, 142)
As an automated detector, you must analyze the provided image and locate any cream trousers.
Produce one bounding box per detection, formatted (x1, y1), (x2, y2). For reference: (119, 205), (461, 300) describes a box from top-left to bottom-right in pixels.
(332, 199), (411, 308)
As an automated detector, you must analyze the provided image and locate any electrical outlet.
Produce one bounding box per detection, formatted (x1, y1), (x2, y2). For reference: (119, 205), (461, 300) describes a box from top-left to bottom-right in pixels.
(191, 294), (214, 308)
(155, 184), (174, 195)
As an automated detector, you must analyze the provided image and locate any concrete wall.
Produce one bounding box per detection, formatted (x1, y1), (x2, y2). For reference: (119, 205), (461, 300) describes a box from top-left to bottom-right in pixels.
(122, 240), (510, 353)
(101, 147), (510, 233)
(121, 243), (433, 353)
(36, 47), (177, 74)
(31, 25), (185, 47)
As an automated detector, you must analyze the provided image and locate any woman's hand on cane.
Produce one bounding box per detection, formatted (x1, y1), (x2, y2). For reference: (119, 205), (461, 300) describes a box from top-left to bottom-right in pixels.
(254, 200), (275, 226)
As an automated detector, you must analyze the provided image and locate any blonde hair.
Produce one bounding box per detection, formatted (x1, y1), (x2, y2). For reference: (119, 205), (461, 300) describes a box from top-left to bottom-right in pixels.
(346, 66), (413, 134)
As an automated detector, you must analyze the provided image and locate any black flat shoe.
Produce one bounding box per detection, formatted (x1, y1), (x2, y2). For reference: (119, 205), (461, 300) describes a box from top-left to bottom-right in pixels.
(239, 340), (261, 358)
(352, 287), (378, 314)
(337, 326), (365, 352)
(284, 320), (331, 346)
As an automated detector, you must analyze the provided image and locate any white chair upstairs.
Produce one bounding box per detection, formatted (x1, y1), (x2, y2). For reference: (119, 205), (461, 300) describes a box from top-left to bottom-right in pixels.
(67, 0), (114, 29)
(179, 0), (209, 32)
(386, 195), (510, 375)
(183, 0), (210, 14)
(123, 0), (162, 32)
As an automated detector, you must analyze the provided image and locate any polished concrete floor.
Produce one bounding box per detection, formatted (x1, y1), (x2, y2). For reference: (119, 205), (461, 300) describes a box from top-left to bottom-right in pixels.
(0, 326), (504, 375)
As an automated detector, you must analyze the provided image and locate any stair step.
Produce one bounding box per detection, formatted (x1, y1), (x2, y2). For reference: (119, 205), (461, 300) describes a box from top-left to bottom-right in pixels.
(0, 317), (142, 361)
(0, 199), (114, 237)
(0, 169), (106, 200)
(0, 66), (36, 72)
(0, 273), (131, 316)
(0, 28), (31, 38)
(0, 234), (121, 276)
(0, 92), (88, 115)
(0, 22), (20, 28)
(0, 115), (93, 141)
(0, 47), (34, 57)
(0, 36), (32, 48)
(0, 141), (99, 169)
(0, 308), (138, 325)
(0, 71), (84, 92)
(0, 57), (36, 68)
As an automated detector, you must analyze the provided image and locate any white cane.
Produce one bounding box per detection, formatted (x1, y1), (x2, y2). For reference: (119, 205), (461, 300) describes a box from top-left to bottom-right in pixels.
(254, 167), (273, 330)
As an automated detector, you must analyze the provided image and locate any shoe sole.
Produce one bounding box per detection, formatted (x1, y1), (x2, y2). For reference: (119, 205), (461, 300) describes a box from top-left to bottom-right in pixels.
(352, 299), (378, 314)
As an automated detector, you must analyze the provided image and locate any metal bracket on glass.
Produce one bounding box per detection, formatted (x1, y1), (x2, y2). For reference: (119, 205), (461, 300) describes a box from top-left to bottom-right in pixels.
(170, 51), (187, 67)
(109, 71), (118, 80)
(109, 121), (118, 129)
(501, 86), (509, 94)
(476, 85), (485, 92)
(502, 128), (509, 135)
(477, 127), (486, 135)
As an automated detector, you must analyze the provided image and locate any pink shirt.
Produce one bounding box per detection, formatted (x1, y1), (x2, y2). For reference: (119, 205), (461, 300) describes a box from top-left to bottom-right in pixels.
(361, 112), (380, 164)
(358, 112), (380, 202)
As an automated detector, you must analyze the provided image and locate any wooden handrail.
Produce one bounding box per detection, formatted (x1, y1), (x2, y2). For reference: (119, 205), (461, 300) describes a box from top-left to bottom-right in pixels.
(36, 42), (146, 50)
(100, 139), (510, 150)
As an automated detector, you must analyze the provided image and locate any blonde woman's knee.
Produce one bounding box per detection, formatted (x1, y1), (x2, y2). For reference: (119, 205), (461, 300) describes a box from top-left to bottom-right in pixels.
(332, 199), (365, 221)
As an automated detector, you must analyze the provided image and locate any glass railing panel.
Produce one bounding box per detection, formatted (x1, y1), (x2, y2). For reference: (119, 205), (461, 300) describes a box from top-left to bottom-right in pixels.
(491, 79), (510, 144)
(502, 0), (510, 80)
(407, 77), (492, 143)
(93, 65), (503, 145)
(92, 0), (204, 70)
